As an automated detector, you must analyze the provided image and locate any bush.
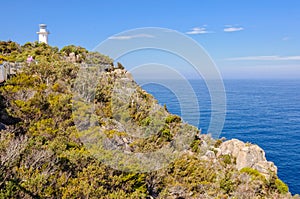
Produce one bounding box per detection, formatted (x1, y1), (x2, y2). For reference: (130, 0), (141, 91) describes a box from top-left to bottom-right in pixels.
(190, 139), (201, 153)
(161, 127), (172, 141)
(221, 154), (232, 165)
(214, 139), (223, 148)
(60, 45), (87, 56)
(139, 117), (151, 126)
(220, 177), (235, 194)
(165, 115), (181, 124)
(240, 167), (266, 182)
(275, 179), (289, 194)
(240, 167), (261, 176)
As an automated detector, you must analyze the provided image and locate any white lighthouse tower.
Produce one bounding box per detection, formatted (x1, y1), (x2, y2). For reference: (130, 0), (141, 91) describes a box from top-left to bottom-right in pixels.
(37, 24), (50, 44)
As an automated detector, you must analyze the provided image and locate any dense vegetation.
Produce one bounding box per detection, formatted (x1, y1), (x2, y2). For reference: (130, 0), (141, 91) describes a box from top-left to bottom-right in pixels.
(0, 41), (297, 198)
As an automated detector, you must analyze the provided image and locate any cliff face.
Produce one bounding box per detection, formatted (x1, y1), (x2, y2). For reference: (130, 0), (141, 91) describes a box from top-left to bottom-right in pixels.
(0, 41), (295, 198)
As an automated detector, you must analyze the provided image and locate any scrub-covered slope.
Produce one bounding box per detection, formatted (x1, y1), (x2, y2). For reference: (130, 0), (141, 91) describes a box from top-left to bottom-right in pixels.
(0, 41), (295, 198)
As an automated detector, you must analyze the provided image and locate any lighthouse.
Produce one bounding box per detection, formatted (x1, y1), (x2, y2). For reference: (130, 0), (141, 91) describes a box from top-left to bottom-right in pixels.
(37, 24), (50, 44)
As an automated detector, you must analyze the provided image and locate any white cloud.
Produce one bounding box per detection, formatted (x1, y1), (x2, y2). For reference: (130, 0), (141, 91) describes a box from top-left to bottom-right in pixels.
(186, 27), (212, 35)
(109, 34), (155, 40)
(226, 55), (300, 61)
(223, 25), (244, 32)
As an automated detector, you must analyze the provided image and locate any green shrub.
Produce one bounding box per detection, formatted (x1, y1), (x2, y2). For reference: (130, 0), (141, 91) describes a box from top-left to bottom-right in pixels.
(165, 115), (181, 124)
(221, 154), (232, 165)
(139, 117), (151, 126)
(214, 139), (223, 148)
(161, 128), (172, 141)
(240, 167), (266, 182)
(220, 178), (235, 194)
(190, 139), (201, 153)
(104, 129), (127, 138)
(275, 179), (289, 194)
(240, 167), (261, 176)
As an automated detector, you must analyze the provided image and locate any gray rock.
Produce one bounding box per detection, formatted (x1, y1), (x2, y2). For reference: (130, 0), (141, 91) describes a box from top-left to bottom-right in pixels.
(205, 150), (215, 159)
(113, 135), (124, 146)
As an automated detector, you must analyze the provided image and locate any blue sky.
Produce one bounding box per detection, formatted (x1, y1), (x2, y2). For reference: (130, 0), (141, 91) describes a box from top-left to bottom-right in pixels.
(1, 0), (300, 79)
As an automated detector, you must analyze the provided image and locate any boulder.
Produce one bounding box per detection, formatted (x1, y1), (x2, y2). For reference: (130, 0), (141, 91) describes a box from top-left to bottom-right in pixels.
(218, 139), (277, 178)
(205, 150), (216, 159)
(68, 52), (76, 62)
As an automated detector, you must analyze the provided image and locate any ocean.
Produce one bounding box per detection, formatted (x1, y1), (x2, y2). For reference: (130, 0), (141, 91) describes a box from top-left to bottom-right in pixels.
(141, 79), (300, 195)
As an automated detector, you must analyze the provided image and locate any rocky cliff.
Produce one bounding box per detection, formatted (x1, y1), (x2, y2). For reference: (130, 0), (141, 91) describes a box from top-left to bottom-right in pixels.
(0, 41), (297, 198)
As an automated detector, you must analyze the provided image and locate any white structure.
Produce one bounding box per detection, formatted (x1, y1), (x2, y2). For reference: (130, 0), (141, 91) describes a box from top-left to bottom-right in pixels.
(36, 24), (50, 44)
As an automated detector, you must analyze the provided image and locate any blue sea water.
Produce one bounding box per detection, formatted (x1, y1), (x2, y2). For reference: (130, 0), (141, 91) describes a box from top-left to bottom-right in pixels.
(141, 79), (300, 195)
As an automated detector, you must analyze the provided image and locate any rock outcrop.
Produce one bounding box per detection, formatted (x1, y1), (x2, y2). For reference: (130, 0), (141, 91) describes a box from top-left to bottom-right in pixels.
(65, 52), (83, 63)
(217, 139), (277, 178)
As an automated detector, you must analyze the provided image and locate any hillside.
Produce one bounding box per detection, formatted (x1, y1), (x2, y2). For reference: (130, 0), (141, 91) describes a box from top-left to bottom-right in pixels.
(0, 41), (297, 198)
